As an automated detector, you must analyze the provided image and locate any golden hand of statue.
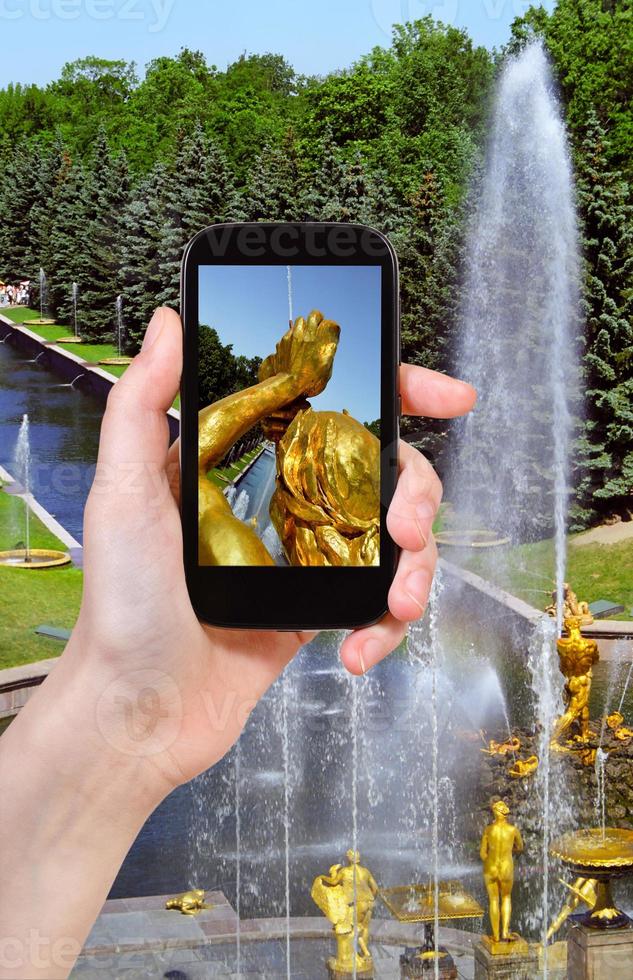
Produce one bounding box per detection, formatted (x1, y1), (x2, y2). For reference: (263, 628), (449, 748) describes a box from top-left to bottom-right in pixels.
(259, 309), (340, 400)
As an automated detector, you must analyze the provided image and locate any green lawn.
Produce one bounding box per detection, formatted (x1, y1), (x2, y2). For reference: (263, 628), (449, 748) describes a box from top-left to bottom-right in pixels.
(0, 489), (82, 668)
(208, 446), (263, 487)
(448, 533), (633, 620)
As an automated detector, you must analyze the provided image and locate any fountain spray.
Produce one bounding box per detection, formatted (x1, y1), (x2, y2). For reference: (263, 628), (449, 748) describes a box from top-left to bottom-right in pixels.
(72, 282), (79, 338)
(15, 414), (31, 562)
(116, 295), (124, 357)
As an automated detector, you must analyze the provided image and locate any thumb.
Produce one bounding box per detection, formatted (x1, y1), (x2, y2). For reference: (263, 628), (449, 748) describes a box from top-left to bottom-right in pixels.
(89, 308), (182, 514)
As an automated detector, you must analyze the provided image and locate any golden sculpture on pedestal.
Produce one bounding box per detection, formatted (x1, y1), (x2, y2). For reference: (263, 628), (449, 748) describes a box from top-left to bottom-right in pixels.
(165, 889), (211, 915)
(550, 829), (633, 929)
(546, 583), (594, 625)
(480, 801), (528, 954)
(198, 311), (380, 567)
(551, 615), (599, 750)
(311, 849), (378, 976)
(546, 876), (598, 940)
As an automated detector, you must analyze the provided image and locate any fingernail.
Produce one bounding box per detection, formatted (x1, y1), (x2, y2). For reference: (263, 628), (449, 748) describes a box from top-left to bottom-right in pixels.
(360, 640), (382, 674)
(142, 307), (167, 351)
(405, 570), (431, 613)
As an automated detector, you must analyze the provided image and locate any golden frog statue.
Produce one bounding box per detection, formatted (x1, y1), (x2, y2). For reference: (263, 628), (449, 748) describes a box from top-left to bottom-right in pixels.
(165, 889), (211, 916)
(198, 311), (380, 567)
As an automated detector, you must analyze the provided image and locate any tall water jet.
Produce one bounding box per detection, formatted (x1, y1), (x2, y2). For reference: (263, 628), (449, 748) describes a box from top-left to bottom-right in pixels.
(116, 295), (123, 356)
(39, 268), (47, 322)
(15, 414), (31, 561)
(449, 40), (580, 614)
(72, 282), (79, 337)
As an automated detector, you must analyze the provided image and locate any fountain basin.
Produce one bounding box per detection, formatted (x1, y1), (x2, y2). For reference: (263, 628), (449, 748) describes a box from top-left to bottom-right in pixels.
(550, 829), (633, 929)
(0, 548), (71, 568)
(56, 336), (83, 344)
(98, 356), (132, 366)
(23, 318), (56, 326)
(435, 529), (510, 548)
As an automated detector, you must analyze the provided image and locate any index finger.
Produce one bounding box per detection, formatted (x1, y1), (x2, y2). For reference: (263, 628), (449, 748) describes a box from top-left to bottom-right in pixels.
(400, 364), (476, 419)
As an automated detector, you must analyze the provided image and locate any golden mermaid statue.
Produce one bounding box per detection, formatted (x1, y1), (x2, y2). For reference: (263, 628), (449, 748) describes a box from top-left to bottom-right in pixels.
(198, 310), (380, 567)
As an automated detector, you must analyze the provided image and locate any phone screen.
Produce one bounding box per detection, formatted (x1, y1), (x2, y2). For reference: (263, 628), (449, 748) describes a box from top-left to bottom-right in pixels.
(197, 264), (382, 567)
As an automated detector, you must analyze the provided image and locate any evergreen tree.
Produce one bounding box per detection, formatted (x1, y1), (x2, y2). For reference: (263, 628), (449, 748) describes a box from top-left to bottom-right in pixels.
(302, 127), (349, 221)
(395, 171), (461, 462)
(42, 150), (89, 323)
(79, 129), (130, 341)
(574, 109), (633, 524)
(25, 135), (67, 282)
(120, 162), (169, 350)
(0, 139), (42, 280)
(158, 123), (241, 308)
(243, 130), (303, 221)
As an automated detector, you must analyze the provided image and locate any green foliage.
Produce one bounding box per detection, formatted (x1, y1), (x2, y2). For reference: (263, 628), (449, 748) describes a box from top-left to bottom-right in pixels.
(198, 324), (261, 409)
(574, 110), (633, 523)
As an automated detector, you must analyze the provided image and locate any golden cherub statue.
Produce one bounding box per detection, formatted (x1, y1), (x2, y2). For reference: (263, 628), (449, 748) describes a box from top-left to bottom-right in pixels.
(165, 888), (211, 915)
(198, 311), (380, 566)
(311, 849), (378, 975)
(546, 582), (593, 625)
(480, 801), (526, 954)
(551, 615), (599, 750)
(546, 876), (598, 940)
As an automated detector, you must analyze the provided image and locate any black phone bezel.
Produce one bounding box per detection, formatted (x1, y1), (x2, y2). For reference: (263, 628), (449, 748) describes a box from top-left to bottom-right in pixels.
(180, 222), (400, 630)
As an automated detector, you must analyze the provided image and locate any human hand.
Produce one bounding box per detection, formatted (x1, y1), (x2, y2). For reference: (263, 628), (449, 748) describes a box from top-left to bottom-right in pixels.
(258, 309), (340, 399)
(70, 307), (475, 797)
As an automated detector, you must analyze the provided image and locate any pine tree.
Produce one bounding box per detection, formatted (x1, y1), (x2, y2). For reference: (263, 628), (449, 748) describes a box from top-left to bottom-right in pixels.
(79, 129), (130, 341)
(243, 130), (304, 221)
(302, 128), (349, 221)
(574, 109), (633, 524)
(158, 123), (241, 308)
(0, 139), (43, 281)
(120, 162), (169, 350)
(25, 135), (67, 282)
(43, 150), (89, 324)
(394, 171), (461, 461)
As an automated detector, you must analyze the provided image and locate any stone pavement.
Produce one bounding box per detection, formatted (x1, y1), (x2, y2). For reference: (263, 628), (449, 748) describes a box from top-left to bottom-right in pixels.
(71, 894), (477, 979)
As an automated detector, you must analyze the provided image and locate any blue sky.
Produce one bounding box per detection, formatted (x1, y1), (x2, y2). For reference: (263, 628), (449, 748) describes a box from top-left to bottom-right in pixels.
(0, 0), (555, 87)
(199, 264), (382, 423)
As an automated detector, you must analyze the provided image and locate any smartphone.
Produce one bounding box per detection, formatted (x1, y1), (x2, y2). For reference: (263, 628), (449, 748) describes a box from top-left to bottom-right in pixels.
(180, 223), (400, 630)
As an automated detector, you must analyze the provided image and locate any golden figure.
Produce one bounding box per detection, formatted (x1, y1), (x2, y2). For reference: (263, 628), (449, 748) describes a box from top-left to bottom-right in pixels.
(198, 311), (380, 567)
(480, 801), (527, 954)
(311, 849), (378, 975)
(546, 583), (594, 625)
(546, 876), (598, 940)
(551, 616), (599, 750)
(480, 736), (521, 757)
(165, 889), (211, 915)
(606, 711), (633, 741)
(508, 754), (538, 779)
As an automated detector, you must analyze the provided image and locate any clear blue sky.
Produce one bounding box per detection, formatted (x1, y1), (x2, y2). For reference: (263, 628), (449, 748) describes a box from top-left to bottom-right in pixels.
(199, 264), (381, 423)
(0, 0), (555, 88)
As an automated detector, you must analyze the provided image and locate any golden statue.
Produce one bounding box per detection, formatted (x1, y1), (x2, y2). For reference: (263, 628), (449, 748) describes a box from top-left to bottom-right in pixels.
(606, 711), (633, 741)
(546, 583), (593, 625)
(508, 754), (538, 779)
(198, 311), (380, 567)
(546, 876), (598, 940)
(165, 889), (211, 915)
(551, 616), (599, 749)
(481, 735), (521, 757)
(311, 849), (378, 976)
(480, 801), (527, 954)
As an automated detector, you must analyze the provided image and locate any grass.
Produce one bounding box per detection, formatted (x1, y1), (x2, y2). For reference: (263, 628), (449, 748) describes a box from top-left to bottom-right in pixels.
(3, 306), (180, 404)
(208, 446), (263, 487)
(0, 488), (82, 669)
(449, 533), (633, 620)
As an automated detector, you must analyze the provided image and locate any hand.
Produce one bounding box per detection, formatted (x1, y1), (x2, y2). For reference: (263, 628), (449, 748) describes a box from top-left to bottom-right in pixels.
(74, 307), (475, 791)
(258, 309), (340, 399)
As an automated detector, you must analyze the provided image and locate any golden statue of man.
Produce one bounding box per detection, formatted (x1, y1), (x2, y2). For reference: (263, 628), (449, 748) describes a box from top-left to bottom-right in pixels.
(480, 801), (524, 948)
(551, 615), (599, 749)
(311, 849), (378, 974)
(198, 311), (380, 567)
